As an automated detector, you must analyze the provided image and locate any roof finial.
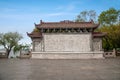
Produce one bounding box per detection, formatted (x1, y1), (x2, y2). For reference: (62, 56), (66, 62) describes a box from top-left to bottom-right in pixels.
(34, 23), (36, 26)
(40, 20), (43, 24)
(60, 20), (73, 23)
(90, 19), (94, 24)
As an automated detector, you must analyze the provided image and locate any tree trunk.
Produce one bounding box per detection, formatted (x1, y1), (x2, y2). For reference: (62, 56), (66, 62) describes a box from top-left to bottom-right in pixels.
(6, 50), (11, 58)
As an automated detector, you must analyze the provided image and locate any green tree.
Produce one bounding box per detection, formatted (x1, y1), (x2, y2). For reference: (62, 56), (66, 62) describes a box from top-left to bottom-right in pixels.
(97, 24), (120, 50)
(13, 44), (30, 57)
(75, 10), (97, 22)
(13, 44), (23, 54)
(98, 8), (120, 25)
(0, 32), (23, 58)
(33, 28), (39, 32)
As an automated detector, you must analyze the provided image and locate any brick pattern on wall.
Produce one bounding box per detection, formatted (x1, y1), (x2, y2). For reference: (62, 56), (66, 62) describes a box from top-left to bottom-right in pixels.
(43, 33), (91, 52)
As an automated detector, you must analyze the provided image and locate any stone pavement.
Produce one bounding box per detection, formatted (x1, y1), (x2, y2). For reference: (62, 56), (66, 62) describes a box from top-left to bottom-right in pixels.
(0, 58), (120, 80)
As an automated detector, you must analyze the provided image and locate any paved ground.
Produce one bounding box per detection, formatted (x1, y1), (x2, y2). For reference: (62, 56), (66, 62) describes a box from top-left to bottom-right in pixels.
(0, 58), (120, 80)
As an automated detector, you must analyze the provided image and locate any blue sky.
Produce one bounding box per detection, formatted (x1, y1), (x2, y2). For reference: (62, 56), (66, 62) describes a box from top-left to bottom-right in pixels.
(0, 0), (120, 44)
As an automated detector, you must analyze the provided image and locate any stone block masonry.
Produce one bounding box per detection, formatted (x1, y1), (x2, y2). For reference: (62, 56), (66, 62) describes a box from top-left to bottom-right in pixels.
(44, 33), (92, 52)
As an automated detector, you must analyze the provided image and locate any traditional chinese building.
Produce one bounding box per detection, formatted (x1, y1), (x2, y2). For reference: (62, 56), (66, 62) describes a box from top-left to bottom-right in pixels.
(27, 20), (106, 59)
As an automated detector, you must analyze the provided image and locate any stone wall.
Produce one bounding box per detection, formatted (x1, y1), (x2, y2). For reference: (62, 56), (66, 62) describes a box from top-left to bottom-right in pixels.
(33, 38), (44, 52)
(93, 38), (102, 51)
(31, 33), (105, 59)
(43, 33), (92, 52)
(32, 33), (103, 52)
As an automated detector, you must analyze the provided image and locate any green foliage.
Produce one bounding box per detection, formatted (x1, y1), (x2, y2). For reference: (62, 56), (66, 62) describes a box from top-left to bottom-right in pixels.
(97, 24), (120, 50)
(13, 44), (23, 53)
(75, 10), (97, 22)
(0, 32), (23, 58)
(98, 8), (120, 25)
(13, 44), (29, 54)
(33, 28), (39, 32)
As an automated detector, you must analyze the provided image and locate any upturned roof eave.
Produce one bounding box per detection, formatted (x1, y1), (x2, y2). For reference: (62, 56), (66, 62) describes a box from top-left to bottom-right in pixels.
(26, 32), (42, 38)
(93, 32), (107, 38)
(35, 20), (99, 29)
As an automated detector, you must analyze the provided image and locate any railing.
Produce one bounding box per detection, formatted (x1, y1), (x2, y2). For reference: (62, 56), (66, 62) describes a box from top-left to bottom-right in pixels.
(116, 51), (120, 56)
(19, 51), (31, 59)
(0, 52), (7, 58)
(104, 51), (116, 57)
(104, 49), (120, 58)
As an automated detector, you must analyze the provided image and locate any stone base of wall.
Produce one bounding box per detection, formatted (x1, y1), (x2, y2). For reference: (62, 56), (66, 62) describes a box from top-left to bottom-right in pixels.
(31, 52), (104, 59)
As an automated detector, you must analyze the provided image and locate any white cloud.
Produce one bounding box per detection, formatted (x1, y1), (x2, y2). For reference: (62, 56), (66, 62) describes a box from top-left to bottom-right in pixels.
(46, 12), (67, 17)
(0, 8), (17, 12)
(55, 1), (82, 12)
(66, 4), (75, 11)
(55, 3), (76, 12)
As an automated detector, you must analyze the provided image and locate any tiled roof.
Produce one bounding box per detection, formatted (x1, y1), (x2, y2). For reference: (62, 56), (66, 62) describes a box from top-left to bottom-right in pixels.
(35, 20), (99, 29)
(93, 32), (106, 37)
(27, 32), (42, 38)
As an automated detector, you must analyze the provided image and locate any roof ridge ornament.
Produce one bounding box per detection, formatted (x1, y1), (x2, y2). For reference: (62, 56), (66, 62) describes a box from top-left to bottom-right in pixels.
(60, 20), (73, 23)
(34, 23), (37, 26)
(40, 20), (43, 24)
(90, 19), (94, 24)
